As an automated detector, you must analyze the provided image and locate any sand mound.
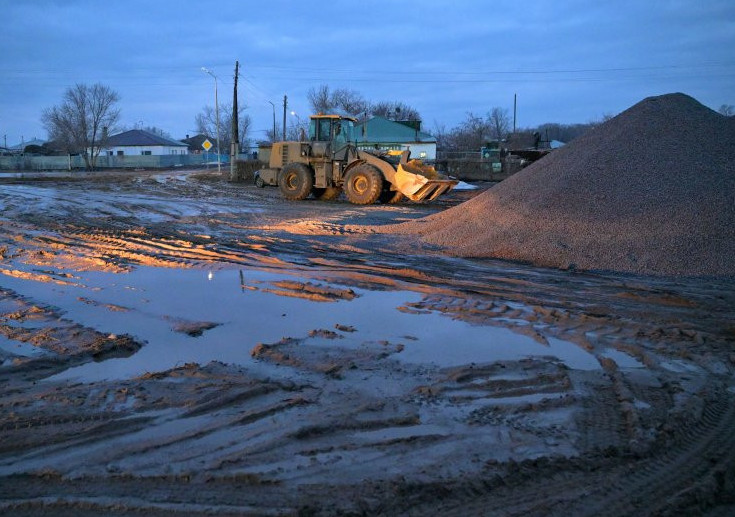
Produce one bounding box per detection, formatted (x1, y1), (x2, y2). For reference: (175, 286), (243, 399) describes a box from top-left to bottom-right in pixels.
(404, 93), (735, 277)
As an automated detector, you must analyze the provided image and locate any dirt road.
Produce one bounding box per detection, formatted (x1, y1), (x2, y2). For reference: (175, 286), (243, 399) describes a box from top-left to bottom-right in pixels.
(0, 170), (734, 516)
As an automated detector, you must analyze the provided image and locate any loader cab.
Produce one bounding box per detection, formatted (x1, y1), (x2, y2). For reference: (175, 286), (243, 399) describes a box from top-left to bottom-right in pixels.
(308, 115), (356, 148)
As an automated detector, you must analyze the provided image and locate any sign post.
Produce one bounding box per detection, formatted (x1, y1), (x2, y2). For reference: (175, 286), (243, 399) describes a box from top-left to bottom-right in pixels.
(202, 139), (213, 170)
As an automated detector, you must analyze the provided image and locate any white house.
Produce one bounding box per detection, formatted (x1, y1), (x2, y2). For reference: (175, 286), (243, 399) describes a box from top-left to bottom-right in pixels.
(101, 129), (189, 156)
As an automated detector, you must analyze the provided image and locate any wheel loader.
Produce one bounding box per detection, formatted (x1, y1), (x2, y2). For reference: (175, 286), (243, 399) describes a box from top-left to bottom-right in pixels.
(255, 114), (457, 204)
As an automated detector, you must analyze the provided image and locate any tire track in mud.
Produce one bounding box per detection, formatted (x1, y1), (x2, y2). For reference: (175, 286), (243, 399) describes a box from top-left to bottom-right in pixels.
(0, 363), (312, 478)
(577, 388), (735, 516)
(387, 385), (735, 517)
(2, 175), (734, 515)
(57, 227), (238, 269)
(575, 376), (626, 452)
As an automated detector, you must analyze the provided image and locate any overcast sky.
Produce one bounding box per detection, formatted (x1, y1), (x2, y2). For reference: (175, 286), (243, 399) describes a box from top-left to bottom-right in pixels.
(2, 0), (734, 147)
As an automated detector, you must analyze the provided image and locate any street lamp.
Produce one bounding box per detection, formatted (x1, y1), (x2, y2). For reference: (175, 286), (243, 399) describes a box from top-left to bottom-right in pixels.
(268, 101), (276, 142)
(290, 111), (303, 140)
(201, 67), (221, 173)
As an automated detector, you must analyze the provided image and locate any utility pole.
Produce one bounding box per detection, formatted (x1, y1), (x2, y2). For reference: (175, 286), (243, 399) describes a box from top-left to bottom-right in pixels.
(230, 60), (240, 181)
(282, 95), (287, 141)
(513, 93), (517, 134)
(268, 101), (276, 142)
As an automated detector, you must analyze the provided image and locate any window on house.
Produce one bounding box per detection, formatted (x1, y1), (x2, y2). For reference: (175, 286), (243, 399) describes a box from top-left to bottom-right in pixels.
(141, 150), (152, 156)
(117, 150), (124, 156)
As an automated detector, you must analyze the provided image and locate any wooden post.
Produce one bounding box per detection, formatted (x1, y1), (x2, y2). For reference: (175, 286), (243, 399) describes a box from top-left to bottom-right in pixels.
(282, 95), (287, 141)
(230, 60), (239, 181)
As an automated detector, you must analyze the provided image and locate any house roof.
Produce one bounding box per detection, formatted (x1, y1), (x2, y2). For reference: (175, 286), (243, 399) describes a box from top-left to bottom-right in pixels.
(10, 138), (46, 150)
(180, 134), (213, 151)
(105, 129), (188, 147)
(355, 117), (436, 144)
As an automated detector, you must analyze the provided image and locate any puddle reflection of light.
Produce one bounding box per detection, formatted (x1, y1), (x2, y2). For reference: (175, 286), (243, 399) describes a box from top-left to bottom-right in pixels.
(0, 265), (600, 382)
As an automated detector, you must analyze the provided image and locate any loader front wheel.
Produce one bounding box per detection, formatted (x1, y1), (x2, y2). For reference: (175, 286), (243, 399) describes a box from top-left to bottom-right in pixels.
(313, 186), (342, 201)
(344, 164), (383, 205)
(278, 163), (313, 200)
(379, 187), (404, 204)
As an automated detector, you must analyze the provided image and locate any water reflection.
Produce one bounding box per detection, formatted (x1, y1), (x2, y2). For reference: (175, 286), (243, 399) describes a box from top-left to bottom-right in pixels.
(0, 265), (598, 382)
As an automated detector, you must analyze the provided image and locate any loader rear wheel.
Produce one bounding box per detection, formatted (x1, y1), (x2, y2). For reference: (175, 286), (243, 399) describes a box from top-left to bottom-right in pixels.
(313, 186), (341, 201)
(344, 164), (383, 205)
(278, 163), (313, 200)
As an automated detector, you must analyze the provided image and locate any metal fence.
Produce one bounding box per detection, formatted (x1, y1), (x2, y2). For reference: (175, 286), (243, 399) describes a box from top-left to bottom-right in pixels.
(0, 153), (245, 171)
(432, 151), (510, 181)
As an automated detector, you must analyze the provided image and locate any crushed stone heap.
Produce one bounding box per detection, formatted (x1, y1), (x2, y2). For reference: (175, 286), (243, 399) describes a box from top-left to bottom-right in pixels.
(406, 93), (735, 277)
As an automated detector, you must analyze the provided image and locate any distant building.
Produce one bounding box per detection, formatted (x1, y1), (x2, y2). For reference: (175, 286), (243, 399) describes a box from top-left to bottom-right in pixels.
(180, 134), (213, 154)
(550, 140), (565, 149)
(101, 129), (189, 156)
(8, 138), (46, 154)
(354, 117), (437, 160)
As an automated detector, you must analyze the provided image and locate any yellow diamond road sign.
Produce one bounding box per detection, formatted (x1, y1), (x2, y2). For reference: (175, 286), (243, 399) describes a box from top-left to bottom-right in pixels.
(202, 139), (213, 151)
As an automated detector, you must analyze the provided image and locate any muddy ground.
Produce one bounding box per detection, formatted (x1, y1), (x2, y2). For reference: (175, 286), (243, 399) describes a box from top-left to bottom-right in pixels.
(0, 169), (734, 516)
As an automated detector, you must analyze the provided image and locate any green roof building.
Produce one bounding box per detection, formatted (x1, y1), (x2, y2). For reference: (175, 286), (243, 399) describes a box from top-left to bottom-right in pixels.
(355, 117), (437, 160)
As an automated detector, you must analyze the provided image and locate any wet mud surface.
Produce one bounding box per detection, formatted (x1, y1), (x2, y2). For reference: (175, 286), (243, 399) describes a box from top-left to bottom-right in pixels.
(0, 170), (734, 516)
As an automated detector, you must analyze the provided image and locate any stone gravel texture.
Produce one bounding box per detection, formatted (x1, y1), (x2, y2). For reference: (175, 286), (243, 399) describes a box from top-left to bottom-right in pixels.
(406, 93), (735, 277)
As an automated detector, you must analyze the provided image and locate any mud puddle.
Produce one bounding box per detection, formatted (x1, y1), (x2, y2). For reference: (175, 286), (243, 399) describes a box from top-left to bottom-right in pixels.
(0, 264), (598, 382)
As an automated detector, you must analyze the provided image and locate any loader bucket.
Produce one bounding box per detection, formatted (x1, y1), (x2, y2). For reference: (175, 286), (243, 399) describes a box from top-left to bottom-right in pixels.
(355, 149), (458, 202)
(393, 162), (458, 202)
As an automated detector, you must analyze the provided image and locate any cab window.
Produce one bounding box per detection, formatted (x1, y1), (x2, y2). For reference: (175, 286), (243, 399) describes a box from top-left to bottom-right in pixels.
(318, 119), (332, 141)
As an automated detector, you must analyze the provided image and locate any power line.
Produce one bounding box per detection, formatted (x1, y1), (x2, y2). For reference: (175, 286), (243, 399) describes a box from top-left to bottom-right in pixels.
(245, 61), (734, 76)
(1, 61), (731, 80)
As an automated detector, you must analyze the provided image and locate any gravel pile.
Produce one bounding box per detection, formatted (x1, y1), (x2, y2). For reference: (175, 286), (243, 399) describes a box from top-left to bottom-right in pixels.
(402, 93), (735, 277)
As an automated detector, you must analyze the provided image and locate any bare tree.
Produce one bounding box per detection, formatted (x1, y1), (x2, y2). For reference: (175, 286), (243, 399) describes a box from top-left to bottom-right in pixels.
(307, 85), (333, 114)
(143, 126), (171, 138)
(309, 84), (418, 121)
(41, 83), (120, 170)
(719, 104), (734, 117)
(432, 121), (451, 151)
(444, 112), (491, 151)
(307, 85), (369, 118)
(264, 122), (283, 144)
(488, 107), (510, 140)
(332, 88), (369, 117)
(285, 123), (305, 141)
(371, 101), (421, 122)
(195, 103), (252, 153)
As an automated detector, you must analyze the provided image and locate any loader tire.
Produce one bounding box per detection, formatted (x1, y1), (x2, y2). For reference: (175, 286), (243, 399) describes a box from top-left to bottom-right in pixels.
(313, 186), (341, 201)
(379, 188), (404, 204)
(344, 164), (383, 205)
(278, 163), (313, 201)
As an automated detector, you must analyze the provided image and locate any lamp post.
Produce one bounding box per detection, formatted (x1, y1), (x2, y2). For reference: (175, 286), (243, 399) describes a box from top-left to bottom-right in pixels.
(290, 111), (302, 140)
(268, 101), (276, 142)
(201, 67), (221, 173)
